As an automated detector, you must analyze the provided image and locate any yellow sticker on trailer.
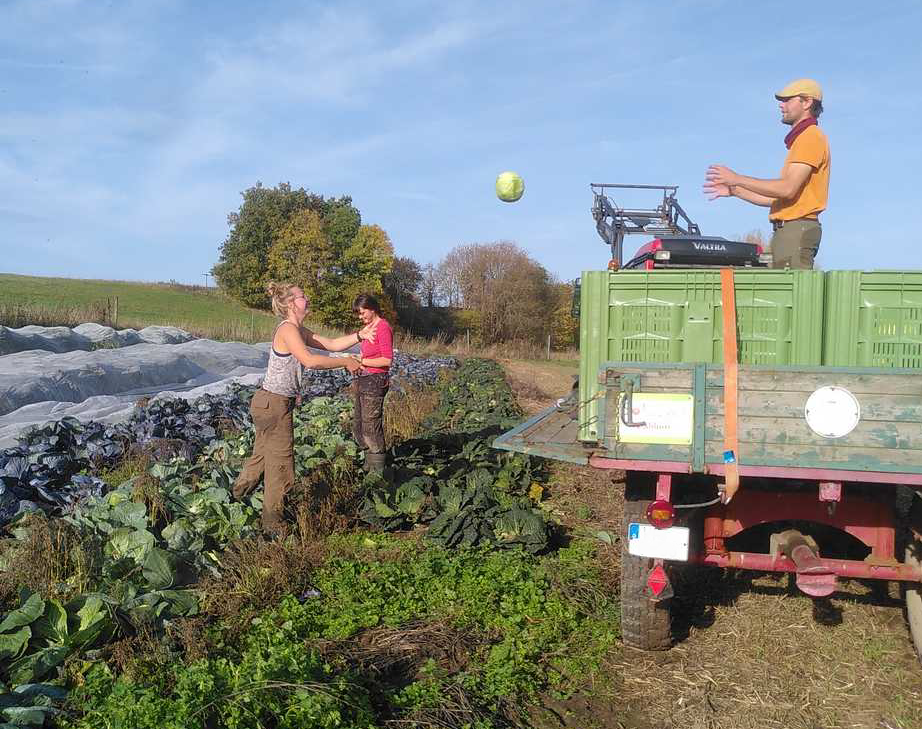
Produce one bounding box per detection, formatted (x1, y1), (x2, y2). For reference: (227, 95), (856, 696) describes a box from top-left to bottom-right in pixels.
(618, 393), (694, 445)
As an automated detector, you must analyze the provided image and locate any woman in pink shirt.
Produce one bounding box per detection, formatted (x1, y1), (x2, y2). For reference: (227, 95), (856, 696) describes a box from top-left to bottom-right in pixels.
(351, 294), (393, 473)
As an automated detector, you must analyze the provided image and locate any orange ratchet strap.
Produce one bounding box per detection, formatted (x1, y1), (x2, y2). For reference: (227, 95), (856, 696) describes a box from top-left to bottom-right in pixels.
(720, 268), (740, 503)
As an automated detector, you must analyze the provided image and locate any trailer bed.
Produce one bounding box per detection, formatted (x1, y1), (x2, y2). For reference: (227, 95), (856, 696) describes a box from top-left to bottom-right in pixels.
(496, 362), (922, 484)
(494, 403), (589, 465)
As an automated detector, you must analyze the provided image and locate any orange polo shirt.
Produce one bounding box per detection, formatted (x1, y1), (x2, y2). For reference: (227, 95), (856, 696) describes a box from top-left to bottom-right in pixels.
(769, 125), (830, 222)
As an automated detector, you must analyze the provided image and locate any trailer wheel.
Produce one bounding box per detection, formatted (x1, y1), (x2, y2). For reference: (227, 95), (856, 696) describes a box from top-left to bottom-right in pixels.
(621, 479), (672, 650)
(904, 493), (922, 661)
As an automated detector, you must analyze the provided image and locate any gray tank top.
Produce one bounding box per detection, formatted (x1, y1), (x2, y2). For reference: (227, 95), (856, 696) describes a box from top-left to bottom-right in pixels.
(262, 323), (302, 398)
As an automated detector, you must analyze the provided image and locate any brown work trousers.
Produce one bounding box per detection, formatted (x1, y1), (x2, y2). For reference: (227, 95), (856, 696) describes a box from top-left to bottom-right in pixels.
(770, 219), (822, 270)
(232, 389), (295, 537)
(352, 373), (389, 454)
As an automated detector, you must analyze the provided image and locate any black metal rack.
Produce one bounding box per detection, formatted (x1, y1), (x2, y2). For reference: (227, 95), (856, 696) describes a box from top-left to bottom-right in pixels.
(591, 183), (701, 267)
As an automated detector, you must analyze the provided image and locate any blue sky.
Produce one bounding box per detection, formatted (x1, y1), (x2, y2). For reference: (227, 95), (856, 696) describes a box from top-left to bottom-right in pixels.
(2, 0), (921, 285)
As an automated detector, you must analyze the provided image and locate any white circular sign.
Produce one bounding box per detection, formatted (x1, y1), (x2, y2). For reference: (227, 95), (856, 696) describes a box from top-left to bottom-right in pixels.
(804, 386), (860, 438)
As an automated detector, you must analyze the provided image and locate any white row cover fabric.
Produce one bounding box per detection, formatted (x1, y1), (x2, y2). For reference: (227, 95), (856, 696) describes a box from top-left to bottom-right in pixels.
(0, 372), (264, 449)
(0, 323), (196, 356)
(0, 339), (269, 417)
(0, 320), (358, 448)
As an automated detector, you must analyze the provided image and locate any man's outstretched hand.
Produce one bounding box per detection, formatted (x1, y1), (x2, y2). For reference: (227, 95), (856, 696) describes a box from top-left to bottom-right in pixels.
(703, 181), (731, 201)
(703, 165), (739, 201)
(706, 164), (739, 186)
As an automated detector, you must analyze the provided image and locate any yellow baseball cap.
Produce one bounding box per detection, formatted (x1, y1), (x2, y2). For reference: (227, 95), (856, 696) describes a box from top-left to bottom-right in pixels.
(775, 78), (823, 101)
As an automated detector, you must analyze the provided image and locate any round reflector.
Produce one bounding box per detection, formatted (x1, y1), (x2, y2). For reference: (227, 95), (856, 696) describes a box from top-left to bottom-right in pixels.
(646, 500), (676, 529)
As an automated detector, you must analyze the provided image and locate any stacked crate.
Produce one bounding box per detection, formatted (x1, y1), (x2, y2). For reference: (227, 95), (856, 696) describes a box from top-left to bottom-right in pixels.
(823, 271), (922, 367)
(577, 269), (825, 441)
(578, 268), (922, 441)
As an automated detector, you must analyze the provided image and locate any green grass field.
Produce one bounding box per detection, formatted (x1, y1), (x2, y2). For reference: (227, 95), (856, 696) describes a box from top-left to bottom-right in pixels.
(0, 273), (578, 358)
(0, 273), (338, 342)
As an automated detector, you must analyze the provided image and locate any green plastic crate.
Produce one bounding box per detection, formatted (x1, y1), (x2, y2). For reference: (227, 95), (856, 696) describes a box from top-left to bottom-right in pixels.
(578, 269), (825, 441)
(824, 271), (922, 367)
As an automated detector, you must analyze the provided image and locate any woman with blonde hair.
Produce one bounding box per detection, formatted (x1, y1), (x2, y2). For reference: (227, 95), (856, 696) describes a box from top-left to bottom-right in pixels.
(232, 281), (367, 538)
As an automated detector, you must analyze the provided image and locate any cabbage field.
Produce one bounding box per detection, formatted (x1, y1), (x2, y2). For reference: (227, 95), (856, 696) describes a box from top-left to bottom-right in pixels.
(0, 358), (620, 728)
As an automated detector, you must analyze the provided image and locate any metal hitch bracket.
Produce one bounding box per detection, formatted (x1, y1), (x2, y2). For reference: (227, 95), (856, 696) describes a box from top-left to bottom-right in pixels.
(771, 529), (837, 597)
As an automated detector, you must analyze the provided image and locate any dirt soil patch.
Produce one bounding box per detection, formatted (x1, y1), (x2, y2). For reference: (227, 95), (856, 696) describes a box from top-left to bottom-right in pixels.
(537, 461), (922, 729)
(500, 360), (922, 729)
(499, 358), (577, 415)
(314, 620), (474, 685)
(607, 569), (922, 729)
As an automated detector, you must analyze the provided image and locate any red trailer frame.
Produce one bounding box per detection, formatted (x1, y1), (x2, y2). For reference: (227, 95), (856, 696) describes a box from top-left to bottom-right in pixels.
(605, 469), (921, 597)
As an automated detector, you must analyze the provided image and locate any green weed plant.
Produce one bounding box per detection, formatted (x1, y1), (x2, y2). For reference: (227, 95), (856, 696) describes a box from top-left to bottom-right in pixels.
(64, 540), (619, 729)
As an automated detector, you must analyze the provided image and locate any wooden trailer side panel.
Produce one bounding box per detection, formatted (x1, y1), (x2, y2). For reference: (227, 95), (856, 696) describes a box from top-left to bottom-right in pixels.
(594, 363), (922, 476)
(702, 367), (922, 474)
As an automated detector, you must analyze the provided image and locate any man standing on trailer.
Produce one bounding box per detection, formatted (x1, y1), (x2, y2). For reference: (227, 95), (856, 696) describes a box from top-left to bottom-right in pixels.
(703, 78), (830, 269)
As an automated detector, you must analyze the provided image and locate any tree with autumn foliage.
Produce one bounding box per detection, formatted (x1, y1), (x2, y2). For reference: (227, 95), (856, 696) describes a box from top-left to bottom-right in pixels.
(548, 280), (579, 350)
(213, 182), (395, 328)
(434, 241), (556, 345)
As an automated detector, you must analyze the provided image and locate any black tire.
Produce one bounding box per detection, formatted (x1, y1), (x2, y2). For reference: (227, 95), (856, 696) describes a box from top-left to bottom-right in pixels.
(621, 478), (673, 650)
(905, 542), (922, 660)
(905, 494), (922, 662)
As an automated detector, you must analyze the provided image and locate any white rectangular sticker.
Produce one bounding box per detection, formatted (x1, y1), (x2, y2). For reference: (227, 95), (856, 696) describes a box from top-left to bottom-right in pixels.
(628, 522), (690, 561)
(618, 393), (694, 445)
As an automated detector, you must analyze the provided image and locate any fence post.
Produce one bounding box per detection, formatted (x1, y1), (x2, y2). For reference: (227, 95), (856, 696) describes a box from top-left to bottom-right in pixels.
(112, 296), (119, 329)
(546, 334), (551, 360)
(466, 329), (470, 350)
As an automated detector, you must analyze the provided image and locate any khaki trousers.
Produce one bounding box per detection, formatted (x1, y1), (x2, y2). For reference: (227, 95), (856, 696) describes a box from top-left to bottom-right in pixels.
(232, 389), (295, 537)
(770, 219), (822, 270)
(352, 374), (389, 454)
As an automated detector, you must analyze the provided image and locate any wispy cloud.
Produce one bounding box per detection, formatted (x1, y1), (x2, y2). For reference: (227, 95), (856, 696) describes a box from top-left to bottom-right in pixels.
(0, 58), (110, 72)
(198, 7), (492, 107)
(0, 107), (169, 144)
